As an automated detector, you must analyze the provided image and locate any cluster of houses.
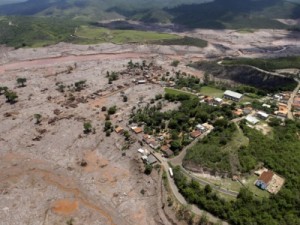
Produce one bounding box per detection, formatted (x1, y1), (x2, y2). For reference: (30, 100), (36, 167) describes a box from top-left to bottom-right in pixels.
(190, 123), (214, 139)
(130, 122), (214, 158)
(255, 168), (285, 194)
(137, 148), (158, 165)
(273, 92), (290, 118)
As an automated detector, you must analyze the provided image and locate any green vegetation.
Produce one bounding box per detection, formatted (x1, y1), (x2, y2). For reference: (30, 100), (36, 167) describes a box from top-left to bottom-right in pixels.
(200, 86), (224, 98)
(144, 164), (153, 175)
(74, 80), (87, 91)
(167, 0), (298, 29)
(0, 16), (82, 48)
(184, 121), (247, 175)
(177, 119), (300, 225)
(34, 114), (42, 124)
(190, 61), (298, 92)
(16, 77), (27, 87)
(83, 122), (92, 134)
(152, 36), (207, 48)
(164, 88), (196, 98)
(171, 60), (180, 67)
(75, 25), (179, 44)
(106, 71), (119, 84)
(4, 90), (18, 103)
(108, 106), (117, 115)
(222, 56), (300, 72)
(131, 93), (234, 154)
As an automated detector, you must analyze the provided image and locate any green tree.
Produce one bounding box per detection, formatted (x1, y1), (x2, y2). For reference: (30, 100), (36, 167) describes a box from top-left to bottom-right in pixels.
(144, 164), (153, 175)
(74, 80), (86, 91)
(17, 77), (27, 87)
(104, 121), (112, 131)
(0, 86), (8, 95)
(108, 106), (117, 115)
(171, 60), (180, 67)
(83, 122), (92, 134)
(34, 114), (42, 124)
(4, 90), (18, 103)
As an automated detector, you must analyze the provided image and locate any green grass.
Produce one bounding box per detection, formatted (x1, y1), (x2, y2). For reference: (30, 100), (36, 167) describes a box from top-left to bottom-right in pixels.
(223, 127), (249, 154)
(244, 175), (270, 198)
(152, 36), (207, 48)
(75, 25), (179, 44)
(200, 86), (224, 98)
(164, 87), (197, 98)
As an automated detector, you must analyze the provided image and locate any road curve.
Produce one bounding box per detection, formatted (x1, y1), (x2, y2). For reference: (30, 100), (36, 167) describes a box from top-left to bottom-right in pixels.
(287, 80), (300, 120)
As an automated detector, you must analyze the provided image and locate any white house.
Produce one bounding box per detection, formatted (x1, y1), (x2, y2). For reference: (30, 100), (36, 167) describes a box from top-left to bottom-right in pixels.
(257, 111), (269, 120)
(246, 115), (260, 125)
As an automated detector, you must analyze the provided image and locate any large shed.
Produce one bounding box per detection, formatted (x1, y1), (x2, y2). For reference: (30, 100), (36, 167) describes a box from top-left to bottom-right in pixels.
(223, 90), (243, 102)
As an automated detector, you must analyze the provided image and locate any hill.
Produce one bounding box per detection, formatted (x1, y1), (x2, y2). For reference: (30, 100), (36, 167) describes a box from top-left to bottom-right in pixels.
(0, 0), (299, 29)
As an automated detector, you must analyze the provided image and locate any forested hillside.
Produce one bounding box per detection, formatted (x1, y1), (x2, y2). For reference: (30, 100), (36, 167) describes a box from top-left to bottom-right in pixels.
(0, 0), (299, 29)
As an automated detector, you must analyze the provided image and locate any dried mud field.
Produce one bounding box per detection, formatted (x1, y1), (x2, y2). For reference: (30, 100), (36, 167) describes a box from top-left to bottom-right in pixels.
(0, 51), (175, 225)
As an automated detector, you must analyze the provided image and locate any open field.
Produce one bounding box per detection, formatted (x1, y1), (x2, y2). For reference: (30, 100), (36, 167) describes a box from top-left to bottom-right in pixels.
(75, 26), (180, 44)
(200, 86), (224, 98)
(164, 87), (197, 98)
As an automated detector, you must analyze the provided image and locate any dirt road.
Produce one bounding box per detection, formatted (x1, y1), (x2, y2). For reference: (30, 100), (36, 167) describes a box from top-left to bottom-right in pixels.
(287, 80), (300, 120)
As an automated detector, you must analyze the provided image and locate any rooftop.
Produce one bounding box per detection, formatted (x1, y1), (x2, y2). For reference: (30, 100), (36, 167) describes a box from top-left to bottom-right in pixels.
(190, 130), (202, 138)
(224, 90), (243, 99)
(131, 126), (143, 134)
(259, 170), (274, 185)
(245, 115), (260, 124)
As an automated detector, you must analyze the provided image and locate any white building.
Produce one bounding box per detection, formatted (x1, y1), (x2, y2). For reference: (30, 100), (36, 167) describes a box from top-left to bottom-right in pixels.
(257, 111), (269, 120)
(246, 115), (260, 125)
(214, 97), (223, 105)
(223, 90), (243, 102)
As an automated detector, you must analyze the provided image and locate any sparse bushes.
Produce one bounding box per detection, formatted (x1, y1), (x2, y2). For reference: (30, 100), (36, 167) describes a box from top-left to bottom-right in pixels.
(16, 77), (27, 87)
(74, 80), (87, 91)
(108, 106), (117, 115)
(4, 90), (18, 103)
(171, 60), (180, 67)
(144, 164), (153, 175)
(107, 71), (119, 83)
(34, 114), (42, 124)
(104, 121), (112, 132)
(83, 122), (92, 134)
(0, 86), (8, 95)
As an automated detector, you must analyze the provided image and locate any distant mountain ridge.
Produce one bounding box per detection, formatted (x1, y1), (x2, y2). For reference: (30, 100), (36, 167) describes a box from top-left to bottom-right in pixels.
(0, 0), (299, 29)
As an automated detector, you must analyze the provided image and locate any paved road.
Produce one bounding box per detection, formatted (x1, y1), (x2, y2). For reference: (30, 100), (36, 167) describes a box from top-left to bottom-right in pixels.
(131, 131), (227, 224)
(153, 152), (228, 225)
(287, 80), (300, 120)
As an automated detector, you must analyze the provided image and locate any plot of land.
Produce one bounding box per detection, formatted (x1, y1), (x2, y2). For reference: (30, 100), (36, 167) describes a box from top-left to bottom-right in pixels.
(164, 87), (197, 98)
(75, 26), (180, 44)
(200, 86), (224, 98)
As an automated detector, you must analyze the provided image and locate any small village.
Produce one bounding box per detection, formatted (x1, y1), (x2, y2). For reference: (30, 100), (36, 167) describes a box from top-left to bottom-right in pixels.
(98, 59), (300, 199)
